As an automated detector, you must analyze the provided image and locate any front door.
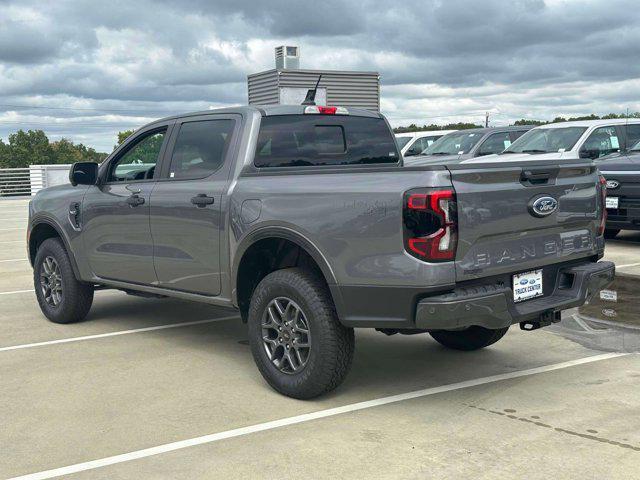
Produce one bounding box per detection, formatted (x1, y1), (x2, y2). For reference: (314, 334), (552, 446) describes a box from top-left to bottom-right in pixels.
(150, 115), (238, 295)
(83, 125), (171, 284)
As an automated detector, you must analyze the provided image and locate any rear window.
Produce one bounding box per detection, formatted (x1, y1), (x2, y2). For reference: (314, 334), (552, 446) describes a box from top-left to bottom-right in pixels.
(254, 115), (399, 168)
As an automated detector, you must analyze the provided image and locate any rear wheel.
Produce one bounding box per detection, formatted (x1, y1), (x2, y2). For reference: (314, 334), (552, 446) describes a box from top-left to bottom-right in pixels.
(430, 326), (509, 351)
(604, 228), (620, 239)
(247, 268), (355, 399)
(34, 238), (94, 324)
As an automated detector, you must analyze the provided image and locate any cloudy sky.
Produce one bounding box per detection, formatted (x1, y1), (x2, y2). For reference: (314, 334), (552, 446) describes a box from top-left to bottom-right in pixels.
(1, 0), (640, 152)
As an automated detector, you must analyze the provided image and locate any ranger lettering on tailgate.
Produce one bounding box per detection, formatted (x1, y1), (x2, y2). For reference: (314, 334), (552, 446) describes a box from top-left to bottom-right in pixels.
(467, 230), (593, 270)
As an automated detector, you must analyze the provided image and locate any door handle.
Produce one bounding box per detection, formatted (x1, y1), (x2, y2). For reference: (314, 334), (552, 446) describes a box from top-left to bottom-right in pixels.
(126, 195), (145, 207)
(520, 167), (558, 186)
(191, 194), (215, 207)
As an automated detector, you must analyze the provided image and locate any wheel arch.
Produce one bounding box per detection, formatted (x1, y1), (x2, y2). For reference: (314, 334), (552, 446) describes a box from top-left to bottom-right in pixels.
(232, 227), (337, 322)
(29, 218), (81, 279)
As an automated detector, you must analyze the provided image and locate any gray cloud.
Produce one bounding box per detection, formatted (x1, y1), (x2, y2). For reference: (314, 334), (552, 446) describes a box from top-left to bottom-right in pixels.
(1, 0), (640, 151)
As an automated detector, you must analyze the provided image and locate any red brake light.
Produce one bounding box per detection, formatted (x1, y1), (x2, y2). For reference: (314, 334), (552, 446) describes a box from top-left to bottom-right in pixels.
(319, 106), (337, 114)
(598, 175), (607, 236)
(404, 189), (457, 262)
(304, 106), (349, 115)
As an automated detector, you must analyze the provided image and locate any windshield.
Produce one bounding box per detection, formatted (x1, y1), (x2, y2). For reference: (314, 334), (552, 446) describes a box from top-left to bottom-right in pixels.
(424, 131), (484, 155)
(504, 127), (587, 154)
(395, 137), (412, 149)
(630, 139), (640, 151)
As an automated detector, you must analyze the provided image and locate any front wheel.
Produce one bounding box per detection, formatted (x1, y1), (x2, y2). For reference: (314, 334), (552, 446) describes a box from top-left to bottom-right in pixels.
(430, 326), (509, 351)
(34, 238), (94, 324)
(247, 268), (355, 399)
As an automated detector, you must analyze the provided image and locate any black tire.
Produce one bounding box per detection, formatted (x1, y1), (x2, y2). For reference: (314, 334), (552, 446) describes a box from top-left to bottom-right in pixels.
(247, 268), (355, 399)
(604, 229), (620, 239)
(34, 238), (94, 324)
(430, 326), (509, 351)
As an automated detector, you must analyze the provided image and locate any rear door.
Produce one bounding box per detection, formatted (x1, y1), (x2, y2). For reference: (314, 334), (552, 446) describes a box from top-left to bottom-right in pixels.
(149, 114), (239, 295)
(448, 159), (601, 281)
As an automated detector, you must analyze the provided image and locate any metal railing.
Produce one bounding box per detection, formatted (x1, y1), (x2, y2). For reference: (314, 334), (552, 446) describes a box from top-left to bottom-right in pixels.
(0, 168), (40, 197)
(0, 165), (70, 197)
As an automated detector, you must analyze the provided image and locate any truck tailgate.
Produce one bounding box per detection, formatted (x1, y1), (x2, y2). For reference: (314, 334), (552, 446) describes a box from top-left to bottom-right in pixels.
(448, 159), (602, 282)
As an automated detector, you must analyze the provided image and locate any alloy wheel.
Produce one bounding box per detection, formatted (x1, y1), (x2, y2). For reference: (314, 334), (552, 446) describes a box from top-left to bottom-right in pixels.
(40, 256), (63, 307)
(261, 297), (311, 374)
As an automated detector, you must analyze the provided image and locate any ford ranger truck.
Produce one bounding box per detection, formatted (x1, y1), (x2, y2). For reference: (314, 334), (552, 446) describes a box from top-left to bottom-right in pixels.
(27, 105), (614, 399)
(597, 143), (640, 238)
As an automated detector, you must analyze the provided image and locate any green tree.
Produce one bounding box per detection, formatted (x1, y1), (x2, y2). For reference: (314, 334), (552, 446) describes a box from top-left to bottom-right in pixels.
(0, 129), (108, 168)
(115, 129), (135, 149)
(513, 119), (547, 126)
(393, 121), (482, 133)
(2, 130), (54, 168)
(51, 138), (83, 164)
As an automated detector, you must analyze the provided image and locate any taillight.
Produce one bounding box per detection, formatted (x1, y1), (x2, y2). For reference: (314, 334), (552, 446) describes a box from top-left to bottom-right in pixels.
(304, 105), (348, 115)
(598, 175), (607, 236)
(403, 189), (457, 262)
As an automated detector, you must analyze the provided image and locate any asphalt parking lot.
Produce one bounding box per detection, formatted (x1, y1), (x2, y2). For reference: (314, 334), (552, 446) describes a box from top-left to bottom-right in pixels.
(1, 197), (639, 479)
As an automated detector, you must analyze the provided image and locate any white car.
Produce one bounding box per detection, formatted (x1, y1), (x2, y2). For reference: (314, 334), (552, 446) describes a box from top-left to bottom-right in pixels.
(395, 130), (457, 157)
(484, 118), (640, 162)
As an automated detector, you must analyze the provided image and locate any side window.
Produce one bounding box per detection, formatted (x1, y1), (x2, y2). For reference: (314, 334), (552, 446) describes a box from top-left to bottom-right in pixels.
(580, 126), (620, 158)
(477, 132), (511, 156)
(108, 129), (166, 182)
(510, 130), (528, 143)
(424, 136), (441, 150)
(406, 137), (438, 156)
(625, 124), (640, 150)
(405, 138), (424, 156)
(168, 119), (235, 179)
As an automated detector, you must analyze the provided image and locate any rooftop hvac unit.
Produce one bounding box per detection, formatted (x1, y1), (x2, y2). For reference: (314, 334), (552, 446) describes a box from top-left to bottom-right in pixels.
(275, 46), (300, 70)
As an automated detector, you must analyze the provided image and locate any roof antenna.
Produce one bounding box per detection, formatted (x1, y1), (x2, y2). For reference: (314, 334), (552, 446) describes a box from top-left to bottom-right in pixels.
(301, 74), (323, 106)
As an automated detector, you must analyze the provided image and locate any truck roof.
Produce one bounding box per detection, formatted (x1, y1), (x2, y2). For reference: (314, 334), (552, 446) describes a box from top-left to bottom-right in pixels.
(450, 126), (533, 135)
(534, 118), (640, 129)
(395, 130), (457, 138)
(146, 105), (382, 128)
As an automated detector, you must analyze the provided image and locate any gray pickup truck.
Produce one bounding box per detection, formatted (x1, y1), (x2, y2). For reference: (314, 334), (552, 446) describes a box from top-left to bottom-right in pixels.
(27, 105), (614, 398)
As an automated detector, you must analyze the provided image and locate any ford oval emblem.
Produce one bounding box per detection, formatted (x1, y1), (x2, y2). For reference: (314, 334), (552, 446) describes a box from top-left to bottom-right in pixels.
(529, 196), (558, 217)
(606, 179), (620, 189)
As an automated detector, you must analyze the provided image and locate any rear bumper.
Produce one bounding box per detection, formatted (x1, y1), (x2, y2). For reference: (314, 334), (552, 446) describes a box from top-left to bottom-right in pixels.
(415, 260), (615, 330)
(606, 218), (640, 230)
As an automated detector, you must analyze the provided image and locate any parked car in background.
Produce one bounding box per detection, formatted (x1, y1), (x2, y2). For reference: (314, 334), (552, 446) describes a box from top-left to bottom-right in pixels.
(495, 119), (640, 162)
(403, 126), (531, 165)
(395, 130), (457, 157)
(596, 139), (640, 238)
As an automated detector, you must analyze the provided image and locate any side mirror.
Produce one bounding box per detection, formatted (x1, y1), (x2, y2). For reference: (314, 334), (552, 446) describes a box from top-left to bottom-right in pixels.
(579, 149), (599, 160)
(69, 162), (99, 186)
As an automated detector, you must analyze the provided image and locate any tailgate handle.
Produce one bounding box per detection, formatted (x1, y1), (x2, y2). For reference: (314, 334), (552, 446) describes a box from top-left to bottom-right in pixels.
(520, 169), (554, 186)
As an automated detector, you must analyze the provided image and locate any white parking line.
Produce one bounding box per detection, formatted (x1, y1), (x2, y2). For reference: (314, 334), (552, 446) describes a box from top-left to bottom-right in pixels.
(0, 315), (239, 353)
(0, 289), (34, 296)
(616, 262), (640, 269)
(8, 352), (629, 480)
(0, 240), (23, 244)
(0, 227), (23, 231)
(0, 258), (27, 263)
(0, 288), (34, 296)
